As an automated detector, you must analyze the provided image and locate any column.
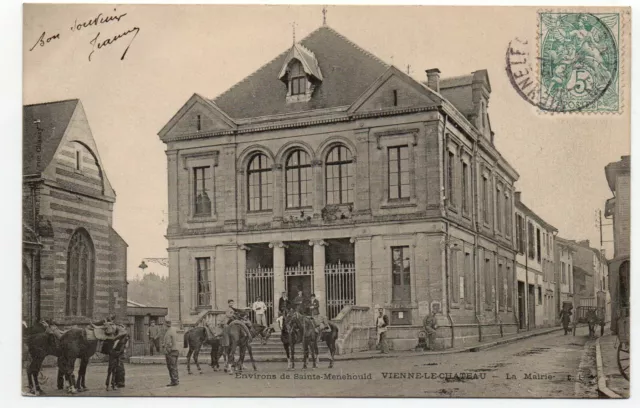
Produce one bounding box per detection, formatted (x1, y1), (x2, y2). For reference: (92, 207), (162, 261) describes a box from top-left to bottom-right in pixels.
(167, 247), (181, 324)
(354, 129), (371, 218)
(237, 245), (249, 308)
(311, 240), (327, 316)
(270, 242), (287, 301)
(166, 151), (180, 235)
(272, 164), (284, 227)
(352, 236), (373, 308)
(312, 159), (324, 218)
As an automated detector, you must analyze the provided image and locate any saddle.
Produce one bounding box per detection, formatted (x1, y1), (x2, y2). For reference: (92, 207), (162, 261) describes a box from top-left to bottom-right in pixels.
(86, 323), (125, 341)
(204, 322), (224, 342)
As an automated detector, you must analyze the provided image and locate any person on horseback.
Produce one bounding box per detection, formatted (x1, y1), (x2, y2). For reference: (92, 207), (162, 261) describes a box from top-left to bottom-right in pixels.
(309, 294), (330, 335)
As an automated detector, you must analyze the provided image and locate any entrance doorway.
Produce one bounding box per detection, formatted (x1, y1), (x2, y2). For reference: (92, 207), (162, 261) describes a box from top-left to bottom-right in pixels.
(528, 284), (536, 330)
(518, 281), (525, 330)
(287, 275), (312, 300)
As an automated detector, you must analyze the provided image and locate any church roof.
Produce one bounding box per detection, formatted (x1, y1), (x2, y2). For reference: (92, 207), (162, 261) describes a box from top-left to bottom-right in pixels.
(23, 99), (79, 175)
(213, 26), (389, 119)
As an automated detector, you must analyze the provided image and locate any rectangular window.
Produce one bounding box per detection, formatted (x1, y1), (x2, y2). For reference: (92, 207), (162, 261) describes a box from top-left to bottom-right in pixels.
(496, 186), (502, 232)
(75, 150), (81, 171)
(193, 166), (213, 216)
(134, 316), (145, 342)
(528, 222), (535, 259)
(504, 195), (511, 235)
(447, 151), (456, 207)
(507, 265), (513, 308)
(515, 215), (524, 254)
(388, 146), (410, 200)
(498, 263), (504, 309)
(451, 251), (459, 303)
(561, 262), (566, 284)
(465, 252), (474, 306)
(291, 77), (306, 96)
(462, 162), (469, 213)
(482, 176), (489, 223)
(484, 258), (493, 308)
(196, 257), (211, 307)
(536, 228), (541, 263)
(537, 287), (542, 305)
(391, 246), (411, 302)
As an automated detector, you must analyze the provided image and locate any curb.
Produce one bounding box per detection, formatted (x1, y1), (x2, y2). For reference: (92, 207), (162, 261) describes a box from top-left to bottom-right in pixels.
(595, 337), (623, 399)
(129, 327), (563, 364)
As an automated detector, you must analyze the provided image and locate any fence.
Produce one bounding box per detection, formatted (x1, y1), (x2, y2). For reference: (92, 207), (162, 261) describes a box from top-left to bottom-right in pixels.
(325, 261), (356, 320)
(246, 266), (274, 325)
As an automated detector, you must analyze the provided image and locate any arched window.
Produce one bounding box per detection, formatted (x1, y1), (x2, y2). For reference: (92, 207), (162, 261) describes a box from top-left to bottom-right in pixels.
(286, 150), (312, 209)
(325, 145), (354, 205)
(289, 60), (307, 96)
(66, 228), (95, 317)
(247, 153), (273, 211)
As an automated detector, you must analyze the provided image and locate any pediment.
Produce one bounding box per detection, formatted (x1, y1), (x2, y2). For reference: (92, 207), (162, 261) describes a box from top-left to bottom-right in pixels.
(159, 94), (236, 140)
(349, 67), (441, 114)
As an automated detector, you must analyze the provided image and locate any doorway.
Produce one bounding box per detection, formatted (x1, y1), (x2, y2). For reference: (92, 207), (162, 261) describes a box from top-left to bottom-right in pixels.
(518, 281), (525, 330)
(287, 275), (312, 300)
(528, 284), (536, 330)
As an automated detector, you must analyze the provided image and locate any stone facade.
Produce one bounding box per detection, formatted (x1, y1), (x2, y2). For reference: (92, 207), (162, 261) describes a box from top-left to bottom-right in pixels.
(554, 237), (575, 322)
(22, 99), (128, 326)
(159, 26), (520, 349)
(514, 193), (558, 329)
(604, 156), (630, 333)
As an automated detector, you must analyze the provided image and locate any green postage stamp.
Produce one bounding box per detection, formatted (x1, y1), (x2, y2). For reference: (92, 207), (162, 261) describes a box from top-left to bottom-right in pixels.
(539, 12), (620, 113)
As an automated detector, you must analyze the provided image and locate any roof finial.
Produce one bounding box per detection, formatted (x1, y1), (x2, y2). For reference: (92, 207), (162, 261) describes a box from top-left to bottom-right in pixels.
(391, 55), (394, 65)
(407, 64), (411, 75)
(292, 21), (296, 44)
(322, 6), (328, 26)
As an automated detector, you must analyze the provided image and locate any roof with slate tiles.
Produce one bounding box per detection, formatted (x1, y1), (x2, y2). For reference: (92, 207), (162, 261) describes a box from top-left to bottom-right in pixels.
(213, 26), (390, 119)
(23, 99), (79, 175)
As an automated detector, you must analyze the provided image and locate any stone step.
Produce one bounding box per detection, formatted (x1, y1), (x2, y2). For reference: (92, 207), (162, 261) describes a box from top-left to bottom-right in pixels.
(130, 354), (335, 364)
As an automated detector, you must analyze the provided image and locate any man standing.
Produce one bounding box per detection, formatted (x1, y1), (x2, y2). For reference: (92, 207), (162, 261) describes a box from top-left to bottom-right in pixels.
(293, 289), (305, 313)
(278, 292), (290, 315)
(148, 320), (161, 356)
(252, 297), (267, 327)
(422, 309), (438, 350)
(163, 320), (179, 387)
(376, 307), (389, 354)
(559, 306), (573, 335)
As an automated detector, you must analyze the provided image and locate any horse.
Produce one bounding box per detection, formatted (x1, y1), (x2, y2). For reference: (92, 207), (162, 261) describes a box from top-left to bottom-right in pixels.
(283, 310), (319, 370)
(57, 328), (100, 393)
(105, 334), (129, 391)
(223, 321), (266, 374)
(586, 309), (599, 338)
(318, 321), (339, 369)
(183, 326), (225, 374)
(23, 321), (64, 395)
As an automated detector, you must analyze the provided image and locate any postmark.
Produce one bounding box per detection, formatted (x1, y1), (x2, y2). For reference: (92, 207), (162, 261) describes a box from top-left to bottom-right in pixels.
(506, 12), (621, 113)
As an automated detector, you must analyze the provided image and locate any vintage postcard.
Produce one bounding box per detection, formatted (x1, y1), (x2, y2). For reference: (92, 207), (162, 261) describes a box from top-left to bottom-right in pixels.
(21, 3), (631, 399)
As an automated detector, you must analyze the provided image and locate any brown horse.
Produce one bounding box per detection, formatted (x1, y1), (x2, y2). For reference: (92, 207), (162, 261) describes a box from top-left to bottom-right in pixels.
(318, 321), (339, 369)
(284, 311), (319, 370)
(183, 326), (225, 374)
(58, 328), (100, 393)
(23, 321), (64, 395)
(223, 321), (272, 374)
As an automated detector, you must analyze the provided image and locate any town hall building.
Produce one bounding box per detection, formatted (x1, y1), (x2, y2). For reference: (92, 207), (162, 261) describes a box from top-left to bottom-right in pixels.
(159, 26), (520, 349)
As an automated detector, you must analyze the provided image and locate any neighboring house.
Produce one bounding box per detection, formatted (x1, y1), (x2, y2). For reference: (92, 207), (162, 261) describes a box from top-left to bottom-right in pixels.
(22, 99), (128, 326)
(604, 155), (630, 333)
(514, 193), (558, 329)
(562, 239), (610, 322)
(126, 299), (168, 357)
(554, 237), (576, 319)
(158, 25), (520, 350)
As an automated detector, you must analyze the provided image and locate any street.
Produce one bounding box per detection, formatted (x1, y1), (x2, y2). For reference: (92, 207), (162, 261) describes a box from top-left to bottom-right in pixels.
(26, 327), (599, 398)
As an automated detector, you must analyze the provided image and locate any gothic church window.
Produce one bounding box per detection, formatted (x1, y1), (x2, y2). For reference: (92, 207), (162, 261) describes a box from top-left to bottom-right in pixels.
(66, 228), (95, 317)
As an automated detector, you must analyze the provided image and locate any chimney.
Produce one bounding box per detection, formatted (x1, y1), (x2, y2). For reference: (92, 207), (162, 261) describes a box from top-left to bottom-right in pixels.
(426, 68), (441, 93)
(514, 191), (522, 202)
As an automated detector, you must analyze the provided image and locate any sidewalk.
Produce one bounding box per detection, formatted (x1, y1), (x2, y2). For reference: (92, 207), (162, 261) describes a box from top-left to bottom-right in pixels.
(130, 326), (562, 364)
(596, 332), (630, 398)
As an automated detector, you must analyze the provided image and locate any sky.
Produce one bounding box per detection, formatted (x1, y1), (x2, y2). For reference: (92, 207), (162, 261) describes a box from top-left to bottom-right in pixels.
(22, 4), (630, 280)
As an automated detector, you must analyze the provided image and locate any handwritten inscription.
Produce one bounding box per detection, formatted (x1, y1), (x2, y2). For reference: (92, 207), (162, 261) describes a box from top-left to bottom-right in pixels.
(28, 8), (140, 62)
(88, 27), (140, 62)
(29, 32), (61, 51)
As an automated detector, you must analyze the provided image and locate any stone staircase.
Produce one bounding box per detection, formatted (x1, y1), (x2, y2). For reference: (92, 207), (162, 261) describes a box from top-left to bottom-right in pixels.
(129, 332), (332, 364)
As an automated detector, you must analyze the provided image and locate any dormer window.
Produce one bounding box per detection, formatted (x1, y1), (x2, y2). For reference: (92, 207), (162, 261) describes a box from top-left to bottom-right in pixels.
(278, 43), (323, 104)
(289, 61), (307, 96)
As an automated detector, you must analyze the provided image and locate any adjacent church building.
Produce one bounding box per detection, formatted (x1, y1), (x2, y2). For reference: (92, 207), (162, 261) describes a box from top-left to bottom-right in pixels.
(159, 26), (520, 349)
(23, 99), (128, 327)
